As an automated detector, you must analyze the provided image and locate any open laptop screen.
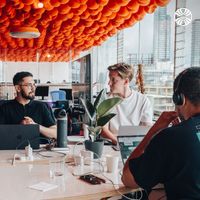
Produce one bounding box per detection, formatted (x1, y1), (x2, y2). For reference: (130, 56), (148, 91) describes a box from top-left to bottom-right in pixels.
(0, 124), (40, 150)
(118, 135), (144, 164)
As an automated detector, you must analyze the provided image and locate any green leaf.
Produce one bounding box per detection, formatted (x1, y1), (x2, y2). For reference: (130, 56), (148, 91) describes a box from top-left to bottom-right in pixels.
(80, 98), (95, 120)
(97, 97), (122, 117)
(97, 113), (116, 126)
(94, 89), (104, 110)
(88, 126), (102, 135)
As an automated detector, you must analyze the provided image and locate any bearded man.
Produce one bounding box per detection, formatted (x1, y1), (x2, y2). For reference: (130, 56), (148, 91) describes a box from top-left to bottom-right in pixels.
(0, 71), (56, 139)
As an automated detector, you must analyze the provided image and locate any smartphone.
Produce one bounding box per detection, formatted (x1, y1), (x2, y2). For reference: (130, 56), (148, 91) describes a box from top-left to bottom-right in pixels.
(79, 174), (105, 185)
(112, 145), (120, 151)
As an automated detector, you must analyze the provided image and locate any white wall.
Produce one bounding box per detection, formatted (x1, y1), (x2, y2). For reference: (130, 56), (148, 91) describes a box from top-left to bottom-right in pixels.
(2, 61), (71, 83)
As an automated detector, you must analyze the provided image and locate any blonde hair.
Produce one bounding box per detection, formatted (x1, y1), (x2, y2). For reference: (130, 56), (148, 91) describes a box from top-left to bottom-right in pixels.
(107, 63), (134, 81)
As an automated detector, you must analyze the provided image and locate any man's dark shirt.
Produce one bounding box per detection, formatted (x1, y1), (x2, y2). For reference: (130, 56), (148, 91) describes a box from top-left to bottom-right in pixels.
(0, 99), (56, 127)
(129, 114), (200, 200)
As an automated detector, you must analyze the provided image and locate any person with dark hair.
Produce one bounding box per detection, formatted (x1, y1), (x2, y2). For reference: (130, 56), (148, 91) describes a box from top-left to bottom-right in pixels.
(101, 63), (153, 144)
(0, 71), (56, 139)
(122, 67), (200, 199)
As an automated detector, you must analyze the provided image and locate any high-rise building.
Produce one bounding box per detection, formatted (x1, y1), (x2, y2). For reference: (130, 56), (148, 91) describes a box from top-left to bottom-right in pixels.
(191, 19), (200, 67)
(153, 7), (171, 62)
(117, 30), (124, 63)
(174, 0), (187, 76)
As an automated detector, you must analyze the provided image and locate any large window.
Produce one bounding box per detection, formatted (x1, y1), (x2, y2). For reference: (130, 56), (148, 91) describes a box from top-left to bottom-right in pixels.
(92, 0), (200, 118)
(123, 1), (175, 117)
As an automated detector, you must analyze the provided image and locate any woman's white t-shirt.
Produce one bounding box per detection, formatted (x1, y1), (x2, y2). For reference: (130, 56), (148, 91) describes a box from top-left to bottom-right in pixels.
(108, 90), (153, 135)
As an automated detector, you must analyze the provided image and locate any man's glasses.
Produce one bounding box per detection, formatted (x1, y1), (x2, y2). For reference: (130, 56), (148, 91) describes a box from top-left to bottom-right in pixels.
(20, 83), (37, 88)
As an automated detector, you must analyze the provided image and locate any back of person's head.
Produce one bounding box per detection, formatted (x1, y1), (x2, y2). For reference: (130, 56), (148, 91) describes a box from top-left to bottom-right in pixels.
(107, 63), (133, 82)
(173, 67), (200, 106)
(13, 71), (33, 85)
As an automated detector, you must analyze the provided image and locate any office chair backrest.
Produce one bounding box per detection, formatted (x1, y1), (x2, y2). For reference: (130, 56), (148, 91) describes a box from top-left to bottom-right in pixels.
(50, 90), (66, 102)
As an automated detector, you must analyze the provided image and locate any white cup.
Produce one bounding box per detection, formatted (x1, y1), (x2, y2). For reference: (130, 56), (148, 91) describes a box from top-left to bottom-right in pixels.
(49, 156), (65, 178)
(106, 155), (119, 173)
(80, 150), (93, 165)
(83, 124), (89, 140)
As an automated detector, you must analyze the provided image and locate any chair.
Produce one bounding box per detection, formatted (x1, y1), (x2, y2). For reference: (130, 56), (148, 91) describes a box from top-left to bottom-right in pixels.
(50, 90), (66, 102)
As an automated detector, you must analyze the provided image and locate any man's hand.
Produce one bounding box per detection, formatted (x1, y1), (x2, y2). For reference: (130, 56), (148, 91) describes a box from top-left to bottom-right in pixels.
(155, 111), (179, 130)
(21, 116), (36, 125)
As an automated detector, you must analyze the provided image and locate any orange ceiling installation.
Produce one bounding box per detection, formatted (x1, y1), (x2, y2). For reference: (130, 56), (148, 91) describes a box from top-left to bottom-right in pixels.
(0, 0), (170, 62)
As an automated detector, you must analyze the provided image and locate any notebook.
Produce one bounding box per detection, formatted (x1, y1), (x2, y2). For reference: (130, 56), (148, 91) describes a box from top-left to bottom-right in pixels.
(0, 124), (40, 150)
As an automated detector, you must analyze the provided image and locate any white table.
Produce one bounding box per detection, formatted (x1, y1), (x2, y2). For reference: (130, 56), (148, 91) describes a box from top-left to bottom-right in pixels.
(0, 145), (165, 200)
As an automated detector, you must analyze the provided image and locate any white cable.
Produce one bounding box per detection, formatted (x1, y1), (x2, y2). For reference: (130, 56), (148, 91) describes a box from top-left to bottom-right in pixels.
(93, 154), (144, 200)
(72, 145), (144, 199)
(12, 154), (17, 166)
(102, 173), (144, 200)
(72, 143), (146, 200)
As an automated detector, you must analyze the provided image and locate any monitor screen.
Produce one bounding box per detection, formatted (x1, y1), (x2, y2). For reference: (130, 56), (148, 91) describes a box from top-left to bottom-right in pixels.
(35, 86), (49, 100)
(59, 88), (72, 100)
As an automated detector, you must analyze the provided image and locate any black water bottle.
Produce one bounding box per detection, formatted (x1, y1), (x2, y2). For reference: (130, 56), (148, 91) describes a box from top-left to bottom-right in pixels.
(57, 109), (68, 147)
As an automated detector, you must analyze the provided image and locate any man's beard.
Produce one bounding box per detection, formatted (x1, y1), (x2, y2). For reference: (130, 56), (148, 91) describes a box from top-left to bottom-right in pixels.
(21, 90), (35, 100)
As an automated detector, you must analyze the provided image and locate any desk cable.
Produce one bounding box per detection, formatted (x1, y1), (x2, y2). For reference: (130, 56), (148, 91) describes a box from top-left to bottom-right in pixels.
(12, 153), (18, 166)
(72, 144), (146, 200)
(12, 137), (69, 166)
(96, 159), (145, 200)
(76, 148), (146, 200)
(12, 139), (33, 166)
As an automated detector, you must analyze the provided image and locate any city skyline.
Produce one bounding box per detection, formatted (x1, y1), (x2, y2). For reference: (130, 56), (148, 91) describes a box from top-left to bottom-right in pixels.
(153, 7), (171, 62)
(123, 0), (199, 67)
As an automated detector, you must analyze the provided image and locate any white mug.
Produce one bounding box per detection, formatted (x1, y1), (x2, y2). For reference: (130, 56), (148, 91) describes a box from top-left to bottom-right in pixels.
(83, 124), (89, 140)
(106, 155), (119, 173)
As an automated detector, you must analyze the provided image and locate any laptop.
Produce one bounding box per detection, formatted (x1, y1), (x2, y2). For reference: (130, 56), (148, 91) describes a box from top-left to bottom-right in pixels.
(118, 125), (151, 136)
(117, 126), (150, 164)
(117, 126), (164, 190)
(118, 135), (145, 164)
(0, 124), (40, 150)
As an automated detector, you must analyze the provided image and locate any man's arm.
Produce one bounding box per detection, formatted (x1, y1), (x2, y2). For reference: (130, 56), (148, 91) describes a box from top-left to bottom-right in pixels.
(21, 116), (57, 139)
(122, 111), (179, 188)
(121, 160), (140, 188)
(101, 124), (117, 145)
(39, 124), (57, 139)
(140, 121), (153, 126)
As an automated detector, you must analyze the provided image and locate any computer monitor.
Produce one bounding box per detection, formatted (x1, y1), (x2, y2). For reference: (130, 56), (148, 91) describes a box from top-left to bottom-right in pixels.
(35, 86), (49, 100)
(59, 88), (72, 100)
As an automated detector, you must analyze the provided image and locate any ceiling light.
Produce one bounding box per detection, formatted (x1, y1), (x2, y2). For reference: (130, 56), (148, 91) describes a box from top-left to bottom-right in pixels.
(9, 27), (40, 39)
(37, 2), (43, 8)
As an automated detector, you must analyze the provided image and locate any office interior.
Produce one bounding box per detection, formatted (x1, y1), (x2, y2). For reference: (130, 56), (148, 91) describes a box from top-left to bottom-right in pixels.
(0, 0), (199, 132)
(0, 0), (199, 199)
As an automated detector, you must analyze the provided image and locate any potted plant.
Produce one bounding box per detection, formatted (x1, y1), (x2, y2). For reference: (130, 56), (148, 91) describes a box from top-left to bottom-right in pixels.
(80, 89), (122, 158)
